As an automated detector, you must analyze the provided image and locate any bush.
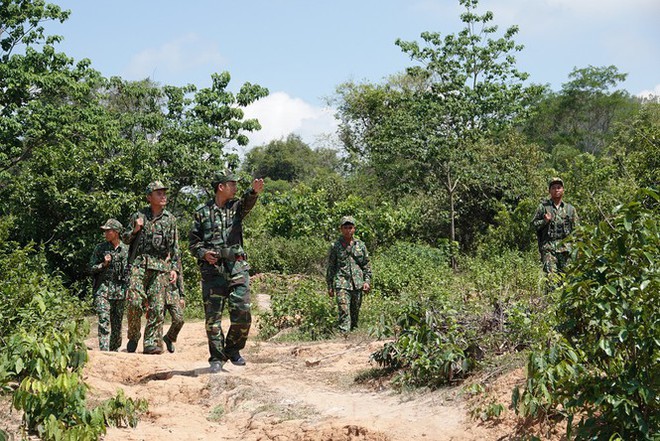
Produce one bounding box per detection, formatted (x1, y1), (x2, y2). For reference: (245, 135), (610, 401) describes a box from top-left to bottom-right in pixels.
(0, 217), (148, 439)
(246, 235), (328, 275)
(370, 241), (452, 298)
(514, 188), (660, 440)
(255, 274), (336, 340)
(371, 297), (477, 389)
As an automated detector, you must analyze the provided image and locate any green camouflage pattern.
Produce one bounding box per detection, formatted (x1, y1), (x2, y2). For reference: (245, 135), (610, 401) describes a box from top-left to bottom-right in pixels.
(335, 288), (363, 333)
(201, 261), (251, 362)
(122, 208), (180, 272)
(326, 237), (372, 291)
(123, 207), (180, 351)
(189, 189), (258, 363)
(189, 189), (258, 261)
(125, 266), (170, 350)
(531, 199), (578, 274)
(89, 241), (128, 351)
(89, 241), (129, 300)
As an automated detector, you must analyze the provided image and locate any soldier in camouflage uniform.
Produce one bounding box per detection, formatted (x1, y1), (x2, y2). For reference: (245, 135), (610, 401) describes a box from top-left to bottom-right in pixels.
(189, 170), (264, 373)
(531, 177), (579, 279)
(89, 219), (128, 351)
(326, 216), (372, 334)
(163, 259), (185, 353)
(123, 181), (180, 355)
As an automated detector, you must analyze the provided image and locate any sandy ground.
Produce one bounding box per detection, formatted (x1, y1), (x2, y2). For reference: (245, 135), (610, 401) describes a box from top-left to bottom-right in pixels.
(79, 316), (537, 441)
(1, 295), (563, 441)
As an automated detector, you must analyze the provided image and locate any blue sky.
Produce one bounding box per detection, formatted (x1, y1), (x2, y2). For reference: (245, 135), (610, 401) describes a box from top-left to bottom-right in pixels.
(51, 0), (660, 152)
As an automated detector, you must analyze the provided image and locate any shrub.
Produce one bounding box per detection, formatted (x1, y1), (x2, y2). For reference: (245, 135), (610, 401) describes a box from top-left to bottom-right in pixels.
(371, 241), (452, 298)
(370, 296), (477, 389)
(246, 235), (328, 275)
(256, 274), (336, 340)
(514, 188), (660, 440)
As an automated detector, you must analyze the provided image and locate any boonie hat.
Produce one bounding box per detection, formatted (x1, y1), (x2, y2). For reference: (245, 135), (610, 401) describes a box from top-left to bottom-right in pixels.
(146, 180), (168, 194)
(100, 218), (123, 232)
(548, 177), (564, 189)
(339, 216), (356, 227)
(212, 170), (239, 189)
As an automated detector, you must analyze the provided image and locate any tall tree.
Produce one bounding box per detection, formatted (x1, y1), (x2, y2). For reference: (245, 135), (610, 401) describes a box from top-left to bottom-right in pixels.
(337, 0), (542, 267)
(523, 65), (636, 154)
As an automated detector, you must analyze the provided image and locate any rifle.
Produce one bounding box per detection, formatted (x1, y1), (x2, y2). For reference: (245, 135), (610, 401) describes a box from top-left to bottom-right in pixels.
(124, 213), (145, 280)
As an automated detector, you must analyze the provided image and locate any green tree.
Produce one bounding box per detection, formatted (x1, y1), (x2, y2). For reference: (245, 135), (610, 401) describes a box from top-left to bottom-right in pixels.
(524, 65), (637, 154)
(242, 133), (340, 183)
(337, 0), (543, 266)
(0, 2), (269, 286)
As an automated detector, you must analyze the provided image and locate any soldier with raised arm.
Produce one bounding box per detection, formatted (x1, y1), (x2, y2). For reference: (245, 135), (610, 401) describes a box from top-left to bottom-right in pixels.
(189, 171), (264, 373)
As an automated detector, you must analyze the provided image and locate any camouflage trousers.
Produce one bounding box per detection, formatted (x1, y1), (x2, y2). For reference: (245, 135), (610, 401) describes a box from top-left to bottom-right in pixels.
(336, 289), (363, 333)
(95, 296), (124, 351)
(542, 249), (570, 274)
(542, 249), (570, 292)
(126, 266), (169, 350)
(201, 266), (251, 363)
(164, 293), (185, 343)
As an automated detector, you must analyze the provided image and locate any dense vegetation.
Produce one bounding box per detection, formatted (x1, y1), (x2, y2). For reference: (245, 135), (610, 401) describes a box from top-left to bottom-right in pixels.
(1, 0), (658, 439)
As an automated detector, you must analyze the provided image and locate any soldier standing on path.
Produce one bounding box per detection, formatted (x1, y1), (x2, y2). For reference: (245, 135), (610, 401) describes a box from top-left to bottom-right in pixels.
(123, 181), (180, 355)
(163, 260), (185, 353)
(531, 177), (579, 282)
(326, 216), (372, 334)
(189, 170), (264, 373)
(89, 219), (129, 351)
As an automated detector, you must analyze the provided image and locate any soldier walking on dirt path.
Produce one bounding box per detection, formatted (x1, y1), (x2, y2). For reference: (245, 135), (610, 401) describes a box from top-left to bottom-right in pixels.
(89, 218), (128, 351)
(123, 181), (181, 355)
(189, 170), (264, 373)
(326, 216), (372, 334)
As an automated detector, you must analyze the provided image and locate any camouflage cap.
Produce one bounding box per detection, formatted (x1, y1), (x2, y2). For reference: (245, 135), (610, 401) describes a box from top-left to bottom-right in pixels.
(146, 180), (168, 194)
(548, 177), (564, 189)
(339, 215), (356, 227)
(100, 218), (123, 232)
(211, 170), (238, 188)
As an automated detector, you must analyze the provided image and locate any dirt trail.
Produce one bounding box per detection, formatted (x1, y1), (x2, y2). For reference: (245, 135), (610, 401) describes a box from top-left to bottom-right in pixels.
(82, 316), (522, 441)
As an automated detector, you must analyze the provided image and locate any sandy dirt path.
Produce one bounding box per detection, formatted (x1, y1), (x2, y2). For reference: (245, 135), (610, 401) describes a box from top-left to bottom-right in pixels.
(83, 317), (521, 441)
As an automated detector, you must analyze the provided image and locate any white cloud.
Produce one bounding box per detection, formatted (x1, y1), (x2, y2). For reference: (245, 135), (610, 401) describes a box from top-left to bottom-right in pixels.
(123, 33), (224, 80)
(241, 92), (339, 150)
(637, 84), (660, 99)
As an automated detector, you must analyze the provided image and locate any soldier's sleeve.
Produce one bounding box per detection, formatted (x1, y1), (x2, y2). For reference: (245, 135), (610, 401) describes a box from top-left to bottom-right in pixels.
(326, 243), (337, 290)
(531, 203), (548, 231)
(238, 187), (259, 219)
(360, 243), (372, 285)
(88, 244), (106, 275)
(189, 208), (208, 261)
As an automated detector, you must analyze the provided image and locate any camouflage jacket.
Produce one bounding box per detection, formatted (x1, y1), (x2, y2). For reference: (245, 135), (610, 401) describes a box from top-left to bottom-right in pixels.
(531, 199), (578, 253)
(122, 207), (180, 273)
(89, 241), (129, 299)
(189, 189), (259, 263)
(326, 237), (372, 291)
